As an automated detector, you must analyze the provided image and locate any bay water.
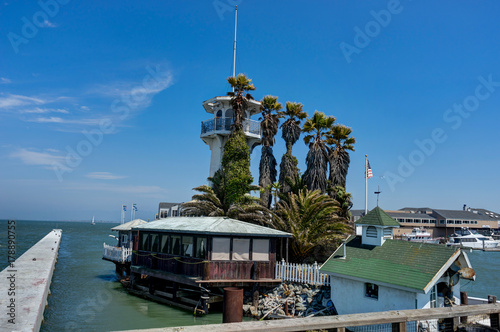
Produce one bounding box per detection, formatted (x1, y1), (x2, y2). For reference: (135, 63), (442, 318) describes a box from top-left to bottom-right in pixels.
(0, 220), (498, 331)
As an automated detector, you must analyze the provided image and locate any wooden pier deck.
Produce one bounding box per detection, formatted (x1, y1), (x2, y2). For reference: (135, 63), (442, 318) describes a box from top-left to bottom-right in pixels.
(0, 229), (62, 332)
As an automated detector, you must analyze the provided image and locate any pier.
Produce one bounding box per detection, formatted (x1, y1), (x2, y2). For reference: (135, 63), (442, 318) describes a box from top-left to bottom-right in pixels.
(0, 229), (62, 332)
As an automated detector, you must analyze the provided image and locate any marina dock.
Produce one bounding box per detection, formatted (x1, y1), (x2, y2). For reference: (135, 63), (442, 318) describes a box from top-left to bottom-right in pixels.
(0, 229), (62, 332)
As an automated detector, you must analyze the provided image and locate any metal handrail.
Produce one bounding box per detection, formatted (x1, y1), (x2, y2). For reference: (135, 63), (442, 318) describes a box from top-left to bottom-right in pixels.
(201, 117), (260, 136)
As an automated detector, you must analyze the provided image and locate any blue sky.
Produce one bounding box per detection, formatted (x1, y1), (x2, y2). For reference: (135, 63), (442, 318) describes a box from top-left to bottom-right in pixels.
(1, 1), (500, 221)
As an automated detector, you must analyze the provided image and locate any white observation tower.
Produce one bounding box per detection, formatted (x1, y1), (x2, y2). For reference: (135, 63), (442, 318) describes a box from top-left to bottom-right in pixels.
(200, 97), (261, 178)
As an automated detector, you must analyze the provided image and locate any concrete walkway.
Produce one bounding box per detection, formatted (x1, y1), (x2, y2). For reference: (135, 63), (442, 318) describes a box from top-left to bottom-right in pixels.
(0, 229), (62, 332)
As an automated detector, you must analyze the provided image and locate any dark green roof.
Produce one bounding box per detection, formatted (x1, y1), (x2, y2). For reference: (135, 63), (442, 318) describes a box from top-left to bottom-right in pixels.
(355, 206), (400, 227)
(320, 236), (460, 292)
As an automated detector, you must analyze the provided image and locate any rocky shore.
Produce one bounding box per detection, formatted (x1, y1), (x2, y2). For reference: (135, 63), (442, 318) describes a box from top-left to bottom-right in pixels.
(243, 282), (335, 319)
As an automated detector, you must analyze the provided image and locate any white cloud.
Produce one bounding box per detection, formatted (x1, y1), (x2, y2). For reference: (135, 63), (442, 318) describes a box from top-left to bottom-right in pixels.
(0, 77), (11, 84)
(86, 172), (127, 180)
(28, 116), (103, 125)
(0, 94), (45, 109)
(10, 148), (70, 171)
(42, 20), (57, 28)
(21, 107), (69, 114)
(90, 68), (174, 111)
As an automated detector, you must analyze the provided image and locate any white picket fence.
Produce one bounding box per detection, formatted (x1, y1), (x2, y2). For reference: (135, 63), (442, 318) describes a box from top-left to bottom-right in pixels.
(275, 259), (330, 286)
(103, 243), (132, 263)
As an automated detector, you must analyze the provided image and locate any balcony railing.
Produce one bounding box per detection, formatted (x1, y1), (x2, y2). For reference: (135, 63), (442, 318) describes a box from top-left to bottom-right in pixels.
(103, 243), (132, 263)
(201, 117), (260, 136)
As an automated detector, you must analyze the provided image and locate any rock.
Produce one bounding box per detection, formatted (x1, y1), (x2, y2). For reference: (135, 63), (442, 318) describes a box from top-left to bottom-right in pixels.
(250, 306), (258, 316)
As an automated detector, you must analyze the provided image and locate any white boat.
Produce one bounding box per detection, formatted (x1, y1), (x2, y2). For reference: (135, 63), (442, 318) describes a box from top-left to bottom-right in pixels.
(402, 228), (440, 244)
(447, 228), (498, 249)
(91, 216), (95, 225)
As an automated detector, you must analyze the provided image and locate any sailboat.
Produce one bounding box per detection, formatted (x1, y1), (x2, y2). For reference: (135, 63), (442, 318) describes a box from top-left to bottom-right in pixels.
(91, 216), (95, 225)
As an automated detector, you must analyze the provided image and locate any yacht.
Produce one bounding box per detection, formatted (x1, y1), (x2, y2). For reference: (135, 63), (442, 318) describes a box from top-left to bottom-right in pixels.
(402, 228), (440, 244)
(447, 228), (498, 249)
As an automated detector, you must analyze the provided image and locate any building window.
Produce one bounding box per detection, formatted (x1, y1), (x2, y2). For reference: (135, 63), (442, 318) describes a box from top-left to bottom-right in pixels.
(139, 233), (151, 251)
(195, 237), (206, 259)
(440, 220), (445, 224)
(383, 228), (392, 238)
(430, 285), (437, 308)
(365, 283), (379, 299)
(232, 238), (250, 261)
(182, 236), (193, 257)
(151, 234), (159, 252)
(160, 235), (169, 254)
(252, 239), (270, 261)
(366, 226), (377, 238)
(212, 237), (230, 260)
(121, 234), (128, 245)
(171, 235), (181, 255)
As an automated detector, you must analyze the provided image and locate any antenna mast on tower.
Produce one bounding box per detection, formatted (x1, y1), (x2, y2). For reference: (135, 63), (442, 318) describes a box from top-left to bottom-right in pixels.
(232, 6), (238, 92)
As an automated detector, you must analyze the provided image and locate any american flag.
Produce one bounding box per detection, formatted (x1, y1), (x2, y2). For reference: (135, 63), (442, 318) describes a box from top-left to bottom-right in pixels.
(366, 160), (373, 179)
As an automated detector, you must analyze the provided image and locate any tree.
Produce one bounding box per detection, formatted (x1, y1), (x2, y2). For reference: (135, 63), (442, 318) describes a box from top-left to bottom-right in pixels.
(227, 73), (256, 131)
(326, 124), (356, 194)
(278, 102), (308, 195)
(259, 95), (282, 208)
(182, 170), (271, 225)
(222, 129), (253, 206)
(221, 74), (257, 205)
(302, 111), (336, 193)
(329, 185), (354, 222)
(271, 189), (350, 263)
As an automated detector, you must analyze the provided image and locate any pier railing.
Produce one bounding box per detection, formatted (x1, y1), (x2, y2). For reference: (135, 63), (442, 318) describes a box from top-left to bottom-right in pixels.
(103, 243), (132, 263)
(150, 302), (500, 332)
(275, 259), (330, 286)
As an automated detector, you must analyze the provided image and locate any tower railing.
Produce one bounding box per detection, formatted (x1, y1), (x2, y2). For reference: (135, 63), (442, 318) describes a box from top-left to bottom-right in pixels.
(201, 117), (260, 136)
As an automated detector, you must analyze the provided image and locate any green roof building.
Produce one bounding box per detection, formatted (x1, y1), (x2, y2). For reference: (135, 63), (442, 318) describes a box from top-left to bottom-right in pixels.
(320, 207), (474, 316)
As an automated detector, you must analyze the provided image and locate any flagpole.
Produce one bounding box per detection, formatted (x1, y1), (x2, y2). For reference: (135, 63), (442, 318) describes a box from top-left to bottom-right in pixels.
(365, 155), (368, 215)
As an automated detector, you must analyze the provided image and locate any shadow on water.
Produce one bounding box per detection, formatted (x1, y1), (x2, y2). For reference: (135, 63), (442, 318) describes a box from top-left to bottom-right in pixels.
(96, 274), (119, 282)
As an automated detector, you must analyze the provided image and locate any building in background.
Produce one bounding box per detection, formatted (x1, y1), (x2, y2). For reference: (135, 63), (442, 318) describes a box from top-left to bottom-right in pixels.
(351, 206), (500, 238)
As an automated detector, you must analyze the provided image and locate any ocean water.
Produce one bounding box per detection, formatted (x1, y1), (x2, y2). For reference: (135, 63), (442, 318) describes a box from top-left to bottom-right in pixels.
(0, 220), (498, 331)
(0, 220), (227, 332)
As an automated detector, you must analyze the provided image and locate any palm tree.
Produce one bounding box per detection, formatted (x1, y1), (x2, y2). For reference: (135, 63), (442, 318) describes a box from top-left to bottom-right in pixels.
(329, 185), (354, 223)
(302, 111), (336, 193)
(278, 102), (308, 194)
(271, 189), (350, 262)
(227, 73), (256, 131)
(326, 124), (356, 194)
(259, 96), (282, 208)
(182, 171), (271, 225)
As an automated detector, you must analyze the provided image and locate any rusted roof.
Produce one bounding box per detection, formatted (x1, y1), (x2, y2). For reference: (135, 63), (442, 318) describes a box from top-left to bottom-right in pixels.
(132, 216), (292, 237)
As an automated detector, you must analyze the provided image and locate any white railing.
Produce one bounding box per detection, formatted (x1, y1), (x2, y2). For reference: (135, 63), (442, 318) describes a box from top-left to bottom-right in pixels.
(103, 243), (132, 263)
(275, 259), (330, 286)
(201, 117), (261, 136)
